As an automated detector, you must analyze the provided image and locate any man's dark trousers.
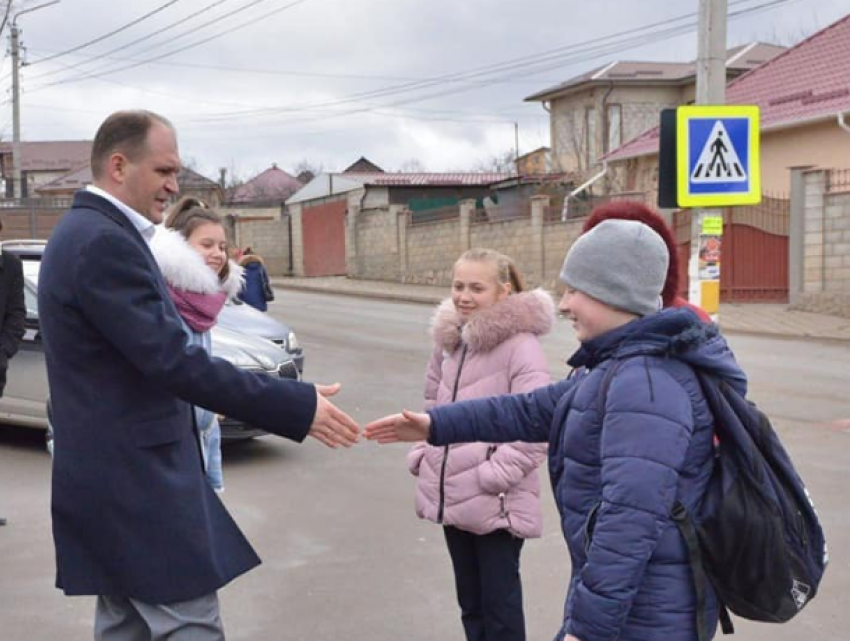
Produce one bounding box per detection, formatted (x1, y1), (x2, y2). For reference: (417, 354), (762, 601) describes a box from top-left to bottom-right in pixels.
(444, 526), (526, 641)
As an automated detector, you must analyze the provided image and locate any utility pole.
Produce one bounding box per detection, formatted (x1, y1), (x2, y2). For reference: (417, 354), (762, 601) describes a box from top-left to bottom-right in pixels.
(9, 1), (61, 200)
(514, 122), (520, 168)
(10, 18), (22, 199)
(689, 0), (727, 313)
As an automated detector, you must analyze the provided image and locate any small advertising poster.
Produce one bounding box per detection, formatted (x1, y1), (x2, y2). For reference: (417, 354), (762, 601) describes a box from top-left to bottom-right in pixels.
(698, 235), (722, 281)
(701, 215), (724, 236)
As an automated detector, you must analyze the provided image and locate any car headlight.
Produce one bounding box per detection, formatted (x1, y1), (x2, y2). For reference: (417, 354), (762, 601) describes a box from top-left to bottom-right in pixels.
(287, 330), (299, 352)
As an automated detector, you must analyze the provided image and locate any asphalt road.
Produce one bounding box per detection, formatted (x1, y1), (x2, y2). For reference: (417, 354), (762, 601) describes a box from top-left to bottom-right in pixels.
(0, 290), (848, 640)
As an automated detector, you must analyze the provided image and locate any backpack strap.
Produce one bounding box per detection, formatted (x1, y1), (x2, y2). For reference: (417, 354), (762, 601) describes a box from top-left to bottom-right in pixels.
(595, 358), (624, 416)
(673, 502), (712, 641)
(672, 502), (735, 637)
(719, 605), (734, 635)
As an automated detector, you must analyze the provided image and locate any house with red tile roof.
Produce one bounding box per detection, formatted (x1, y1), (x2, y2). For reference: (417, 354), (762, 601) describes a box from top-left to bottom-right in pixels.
(287, 170), (511, 211)
(525, 43), (785, 182)
(226, 164), (303, 207)
(605, 14), (850, 200)
(0, 140), (92, 199)
(34, 163), (93, 197)
(35, 163), (223, 206)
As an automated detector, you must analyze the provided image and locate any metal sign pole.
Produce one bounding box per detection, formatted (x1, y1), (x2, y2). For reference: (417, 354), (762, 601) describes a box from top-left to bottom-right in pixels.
(690, 0), (728, 317)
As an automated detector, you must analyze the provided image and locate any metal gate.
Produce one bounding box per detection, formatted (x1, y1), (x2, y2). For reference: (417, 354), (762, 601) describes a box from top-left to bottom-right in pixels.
(674, 195), (790, 303)
(301, 200), (346, 277)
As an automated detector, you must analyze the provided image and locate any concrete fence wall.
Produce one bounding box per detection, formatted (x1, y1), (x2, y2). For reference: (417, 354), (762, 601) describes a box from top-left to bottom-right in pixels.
(228, 207), (292, 277)
(354, 206), (403, 281)
(790, 167), (850, 318)
(345, 196), (586, 290)
(405, 218), (462, 286)
(0, 199), (73, 240)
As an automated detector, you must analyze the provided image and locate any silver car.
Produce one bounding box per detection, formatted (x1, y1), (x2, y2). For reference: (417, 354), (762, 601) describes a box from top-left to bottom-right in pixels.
(218, 298), (304, 373)
(0, 242), (299, 441)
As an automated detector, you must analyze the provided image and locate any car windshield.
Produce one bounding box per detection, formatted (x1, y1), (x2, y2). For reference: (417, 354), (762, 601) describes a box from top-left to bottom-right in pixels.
(21, 260), (40, 318)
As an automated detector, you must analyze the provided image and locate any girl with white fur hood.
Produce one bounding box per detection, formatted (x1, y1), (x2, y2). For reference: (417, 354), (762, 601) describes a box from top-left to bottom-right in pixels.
(408, 248), (554, 641)
(150, 197), (244, 492)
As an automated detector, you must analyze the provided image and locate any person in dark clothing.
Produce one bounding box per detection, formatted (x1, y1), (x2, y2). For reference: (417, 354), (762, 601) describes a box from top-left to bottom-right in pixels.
(0, 217), (27, 527)
(40, 111), (360, 639)
(238, 251), (273, 312)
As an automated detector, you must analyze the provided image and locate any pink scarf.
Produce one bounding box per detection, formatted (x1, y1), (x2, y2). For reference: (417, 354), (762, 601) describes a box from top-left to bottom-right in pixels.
(167, 284), (227, 333)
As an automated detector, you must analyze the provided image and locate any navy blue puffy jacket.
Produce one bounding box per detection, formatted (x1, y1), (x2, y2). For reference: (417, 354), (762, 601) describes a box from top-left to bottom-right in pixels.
(239, 258), (270, 312)
(429, 309), (747, 641)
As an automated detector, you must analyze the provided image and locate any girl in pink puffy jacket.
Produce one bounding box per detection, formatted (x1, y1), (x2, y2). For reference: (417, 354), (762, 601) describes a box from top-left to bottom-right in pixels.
(408, 248), (553, 641)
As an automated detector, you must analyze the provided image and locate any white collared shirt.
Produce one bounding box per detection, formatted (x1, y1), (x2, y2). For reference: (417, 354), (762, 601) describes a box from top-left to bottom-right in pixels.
(86, 184), (156, 245)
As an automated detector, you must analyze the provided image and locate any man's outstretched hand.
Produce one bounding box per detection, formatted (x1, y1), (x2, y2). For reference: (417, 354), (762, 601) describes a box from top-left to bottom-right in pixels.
(310, 383), (360, 448)
(364, 410), (431, 443)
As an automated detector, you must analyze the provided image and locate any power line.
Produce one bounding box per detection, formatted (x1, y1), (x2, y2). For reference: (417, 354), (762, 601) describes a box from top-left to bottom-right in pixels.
(186, 0), (789, 124)
(18, 48), (549, 121)
(0, 1), (13, 40)
(23, 46), (558, 85)
(186, 0), (798, 127)
(14, 0), (798, 135)
(30, 0), (699, 96)
(20, 100), (541, 126)
(376, 1), (783, 111)
(27, 0), (312, 90)
(27, 0), (184, 66)
(25, 0), (233, 83)
(23, 0), (788, 98)
(22, 52), (272, 110)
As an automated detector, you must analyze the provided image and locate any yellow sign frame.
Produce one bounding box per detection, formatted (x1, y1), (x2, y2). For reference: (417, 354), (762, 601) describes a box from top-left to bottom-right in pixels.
(676, 105), (761, 207)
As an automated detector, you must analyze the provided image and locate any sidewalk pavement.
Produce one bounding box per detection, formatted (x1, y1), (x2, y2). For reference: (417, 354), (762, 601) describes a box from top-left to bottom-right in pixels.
(271, 276), (850, 343)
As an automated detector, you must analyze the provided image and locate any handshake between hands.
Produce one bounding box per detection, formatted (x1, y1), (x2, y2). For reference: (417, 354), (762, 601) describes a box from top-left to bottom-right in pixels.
(309, 383), (432, 448)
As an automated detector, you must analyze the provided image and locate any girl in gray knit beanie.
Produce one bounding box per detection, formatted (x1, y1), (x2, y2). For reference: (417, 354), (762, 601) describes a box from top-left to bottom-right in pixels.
(559, 218), (669, 341)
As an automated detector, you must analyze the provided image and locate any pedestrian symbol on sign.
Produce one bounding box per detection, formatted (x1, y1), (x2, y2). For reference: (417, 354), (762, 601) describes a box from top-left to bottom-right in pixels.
(691, 121), (747, 183)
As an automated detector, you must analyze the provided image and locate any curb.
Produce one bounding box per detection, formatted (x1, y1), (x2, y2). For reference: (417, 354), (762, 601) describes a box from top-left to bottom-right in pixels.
(271, 282), (442, 306)
(271, 281), (850, 344)
(713, 326), (850, 345)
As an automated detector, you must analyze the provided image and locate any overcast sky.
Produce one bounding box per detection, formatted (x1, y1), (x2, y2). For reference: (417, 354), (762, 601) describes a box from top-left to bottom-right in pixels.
(3, 0), (848, 181)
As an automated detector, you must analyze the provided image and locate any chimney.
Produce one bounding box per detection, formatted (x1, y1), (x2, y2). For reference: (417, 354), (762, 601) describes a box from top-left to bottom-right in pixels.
(219, 167), (227, 189)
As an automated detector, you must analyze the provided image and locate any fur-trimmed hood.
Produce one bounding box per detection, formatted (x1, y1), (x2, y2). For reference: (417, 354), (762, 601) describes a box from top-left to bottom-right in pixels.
(240, 254), (264, 267)
(150, 226), (244, 299)
(431, 288), (556, 354)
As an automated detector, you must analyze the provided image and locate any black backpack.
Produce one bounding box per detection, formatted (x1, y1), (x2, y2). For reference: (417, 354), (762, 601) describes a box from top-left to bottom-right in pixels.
(600, 363), (828, 641)
(677, 372), (828, 640)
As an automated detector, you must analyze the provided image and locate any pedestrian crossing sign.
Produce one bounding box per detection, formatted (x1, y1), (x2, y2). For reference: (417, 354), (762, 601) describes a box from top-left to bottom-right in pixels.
(676, 105), (761, 207)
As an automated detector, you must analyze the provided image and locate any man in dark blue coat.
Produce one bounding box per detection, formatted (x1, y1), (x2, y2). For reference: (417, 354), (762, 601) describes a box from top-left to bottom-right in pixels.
(38, 110), (360, 640)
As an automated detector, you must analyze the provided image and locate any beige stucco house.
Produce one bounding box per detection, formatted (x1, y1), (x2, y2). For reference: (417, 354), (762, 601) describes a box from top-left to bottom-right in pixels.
(525, 44), (785, 183)
(605, 15), (850, 201)
(515, 147), (551, 175)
